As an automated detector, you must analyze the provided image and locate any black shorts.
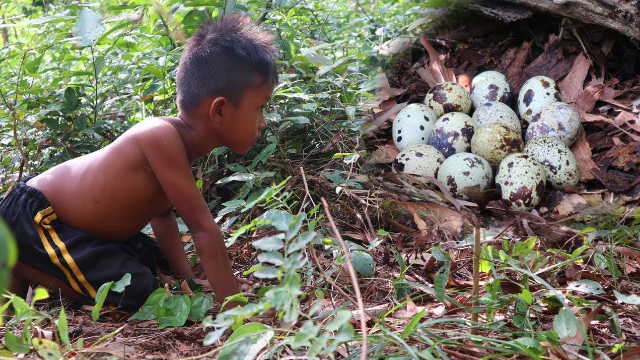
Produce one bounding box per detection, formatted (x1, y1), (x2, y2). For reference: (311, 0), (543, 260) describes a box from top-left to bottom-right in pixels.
(0, 174), (168, 310)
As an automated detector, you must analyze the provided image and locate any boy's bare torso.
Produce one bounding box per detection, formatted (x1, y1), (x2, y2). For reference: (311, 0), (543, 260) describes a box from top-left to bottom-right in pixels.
(28, 117), (182, 241)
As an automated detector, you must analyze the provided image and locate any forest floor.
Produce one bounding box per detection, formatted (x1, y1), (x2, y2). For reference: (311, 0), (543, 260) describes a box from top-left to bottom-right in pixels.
(12, 10), (640, 360)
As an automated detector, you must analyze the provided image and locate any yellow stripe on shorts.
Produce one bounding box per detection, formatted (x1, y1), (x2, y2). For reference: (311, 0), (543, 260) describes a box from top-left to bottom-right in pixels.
(41, 212), (97, 299)
(34, 207), (83, 295)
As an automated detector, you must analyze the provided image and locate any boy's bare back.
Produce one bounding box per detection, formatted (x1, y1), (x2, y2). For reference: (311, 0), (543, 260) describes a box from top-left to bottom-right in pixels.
(28, 117), (189, 241)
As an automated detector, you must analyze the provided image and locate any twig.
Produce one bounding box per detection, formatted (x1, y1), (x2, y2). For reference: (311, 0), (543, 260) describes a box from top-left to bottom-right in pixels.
(471, 223), (481, 335)
(0, 88), (31, 174)
(299, 166), (316, 213)
(321, 198), (368, 360)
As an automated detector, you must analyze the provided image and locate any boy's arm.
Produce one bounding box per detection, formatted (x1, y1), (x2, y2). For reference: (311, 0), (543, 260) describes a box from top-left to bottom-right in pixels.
(139, 122), (241, 310)
(150, 209), (194, 281)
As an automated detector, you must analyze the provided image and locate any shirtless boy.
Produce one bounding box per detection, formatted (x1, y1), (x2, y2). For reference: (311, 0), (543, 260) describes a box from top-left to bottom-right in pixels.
(0, 14), (277, 310)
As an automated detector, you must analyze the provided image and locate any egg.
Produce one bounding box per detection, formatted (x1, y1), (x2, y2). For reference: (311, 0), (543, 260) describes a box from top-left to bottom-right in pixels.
(428, 112), (476, 158)
(437, 152), (493, 199)
(392, 103), (439, 151)
(524, 136), (579, 190)
(495, 153), (547, 211)
(471, 123), (524, 167)
(392, 144), (445, 179)
(517, 76), (562, 123)
(470, 71), (512, 109)
(471, 101), (521, 133)
(424, 82), (472, 117)
(525, 102), (581, 146)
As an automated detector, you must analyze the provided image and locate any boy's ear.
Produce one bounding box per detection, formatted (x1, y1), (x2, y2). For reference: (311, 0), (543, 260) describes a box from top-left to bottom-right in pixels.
(209, 97), (228, 121)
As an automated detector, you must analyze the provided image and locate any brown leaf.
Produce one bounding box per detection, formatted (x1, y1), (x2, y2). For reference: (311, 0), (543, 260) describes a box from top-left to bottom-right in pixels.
(547, 55), (576, 81)
(603, 142), (640, 171)
(570, 126), (597, 181)
(365, 102), (407, 135)
(559, 53), (592, 104)
(420, 35), (456, 83)
(574, 83), (604, 112)
(459, 186), (501, 211)
(517, 35), (563, 89)
(591, 167), (635, 192)
(562, 305), (602, 346)
(505, 41), (532, 94)
(416, 66), (439, 87)
(367, 145), (399, 164)
(554, 194), (588, 216)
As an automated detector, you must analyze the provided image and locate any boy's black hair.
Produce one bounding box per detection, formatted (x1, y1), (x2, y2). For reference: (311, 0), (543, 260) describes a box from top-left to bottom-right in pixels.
(176, 14), (278, 111)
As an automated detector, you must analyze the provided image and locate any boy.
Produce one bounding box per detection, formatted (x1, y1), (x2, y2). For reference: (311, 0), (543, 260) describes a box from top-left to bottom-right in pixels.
(0, 14), (277, 310)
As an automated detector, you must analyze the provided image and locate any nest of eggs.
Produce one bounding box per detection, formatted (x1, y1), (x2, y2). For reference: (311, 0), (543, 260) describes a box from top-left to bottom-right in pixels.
(390, 73), (581, 211)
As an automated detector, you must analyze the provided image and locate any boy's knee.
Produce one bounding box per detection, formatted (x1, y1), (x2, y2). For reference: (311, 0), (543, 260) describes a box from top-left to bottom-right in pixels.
(109, 269), (159, 311)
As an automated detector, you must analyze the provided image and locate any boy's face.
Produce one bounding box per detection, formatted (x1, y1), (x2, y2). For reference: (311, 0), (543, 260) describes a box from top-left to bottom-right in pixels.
(221, 78), (274, 154)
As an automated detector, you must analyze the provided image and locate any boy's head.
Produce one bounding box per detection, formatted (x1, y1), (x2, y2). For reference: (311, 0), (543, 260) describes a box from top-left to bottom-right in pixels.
(176, 14), (278, 112)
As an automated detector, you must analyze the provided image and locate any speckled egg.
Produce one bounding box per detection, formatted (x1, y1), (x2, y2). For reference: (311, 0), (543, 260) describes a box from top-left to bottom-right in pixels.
(471, 101), (521, 133)
(392, 144), (445, 179)
(437, 153), (493, 199)
(424, 82), (472, 117)
(428, 112), (476, 158)
(517, 76), (562, 123)
(470, 71), (512, 109)
(495, 153), (547, 211)
(392, 103), (439, 151)
(525, 102), (581, 146)
(524, 136), (579, 190)
(471, 123), (524, 167)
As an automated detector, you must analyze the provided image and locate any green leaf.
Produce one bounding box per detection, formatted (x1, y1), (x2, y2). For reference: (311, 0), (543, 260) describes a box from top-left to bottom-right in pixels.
(4, 331), (30, 354)
(0, 219), (17, 294)
(514, 337), (542, 353)
(72, 8), (106, 47)
(92, 281), (114, 322)
(183, 0), (225, 6)
(57, 306), (71, 347)
(262, 210), (293, 232)
(31, 288), (49, 305)
(64, 87), (78, 111)
(203, 327), (227, 346)
(11, 295), (32, 321)
(286, 213), (305, 240)
(253, 266), (280, 279)
(351, 251), (375, 277)
(128, 288), (168, 321)
(189, 293), (213, 321)
(32, 338), (63, 360)
(403, 308), (426, 338)
(218, 322), (273, 359)
(182, 9), (208, 36)
(434, 263), (451, 303)
(325, 309), (352, 332)
(301, 48), (332, 67)
(288, 231), (316, 253)
(257, 252), (284, 266)
(553, 309), (577, 338)
(291, 321), (320, 349)
(158, 295), (191, 329)
(614, 291), (640, 305)
(567, 280), (605, 295)
(519, 288), (533, 305)
(111, 273), (131, 293)
(252, 234), (285, 251)
(282, 116), (310, 125)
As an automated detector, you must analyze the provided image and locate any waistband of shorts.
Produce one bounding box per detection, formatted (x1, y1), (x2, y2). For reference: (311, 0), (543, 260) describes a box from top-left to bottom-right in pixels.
(14, 173), (52, 211)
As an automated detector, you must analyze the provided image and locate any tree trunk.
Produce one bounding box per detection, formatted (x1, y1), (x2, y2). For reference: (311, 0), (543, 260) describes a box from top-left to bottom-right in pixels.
(500, 0), (640, 41)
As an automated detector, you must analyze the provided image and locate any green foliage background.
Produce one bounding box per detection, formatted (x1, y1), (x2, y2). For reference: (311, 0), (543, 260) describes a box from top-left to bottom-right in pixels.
(0, 0), (430, 194)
